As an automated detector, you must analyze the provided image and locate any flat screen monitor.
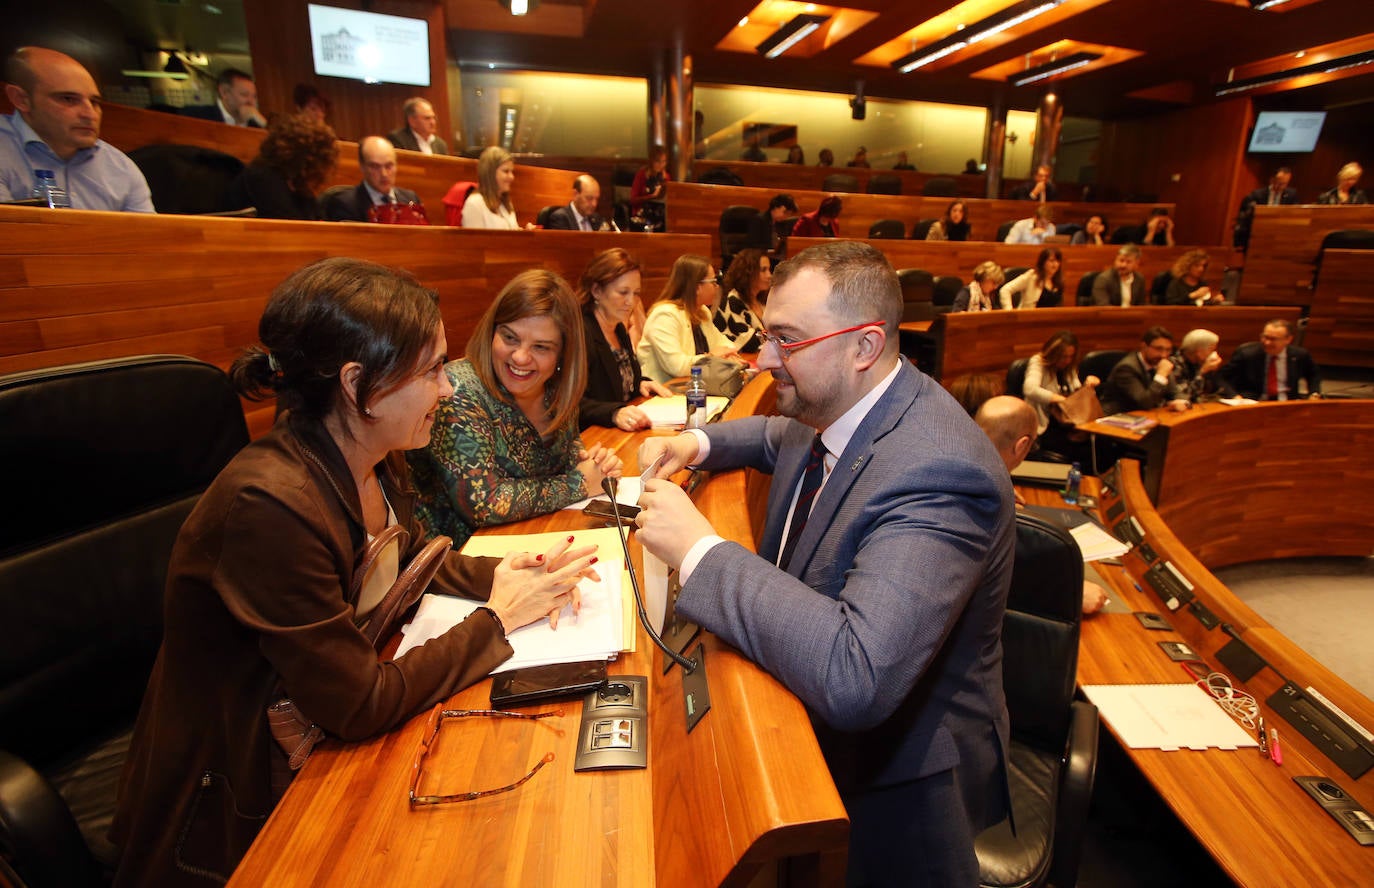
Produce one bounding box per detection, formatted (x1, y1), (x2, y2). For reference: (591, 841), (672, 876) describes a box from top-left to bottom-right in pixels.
(307, 4), (430, 87)
(1247, 110), (1326, 153)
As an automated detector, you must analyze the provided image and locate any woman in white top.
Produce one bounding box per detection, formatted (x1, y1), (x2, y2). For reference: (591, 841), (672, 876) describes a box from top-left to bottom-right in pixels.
(461, 146), (520, 229)
(1022, 329), (1099, 436)
(999, 247), (1065, 309)
(637, 254), (745, 383)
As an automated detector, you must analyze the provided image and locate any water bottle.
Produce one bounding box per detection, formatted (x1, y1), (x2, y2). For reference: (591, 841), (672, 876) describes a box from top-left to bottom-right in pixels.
(32, 170), (70, 208)
(1063, 462), (1082, 505)
(685, 366), (707, 429)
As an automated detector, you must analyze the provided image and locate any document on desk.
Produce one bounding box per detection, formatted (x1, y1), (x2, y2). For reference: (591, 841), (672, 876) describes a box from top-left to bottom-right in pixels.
(396, 527), (627, 672)
(637, 395), (729, 428)
(563, 475), (643, 512)
(1068, 523), (1131, 562)
(1082, 683), (1260, 751)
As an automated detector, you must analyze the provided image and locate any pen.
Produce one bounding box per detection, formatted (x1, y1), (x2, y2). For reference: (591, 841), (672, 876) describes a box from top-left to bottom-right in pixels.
(1270, 727), (1283, 766)
(1257, 717), (1269, 757)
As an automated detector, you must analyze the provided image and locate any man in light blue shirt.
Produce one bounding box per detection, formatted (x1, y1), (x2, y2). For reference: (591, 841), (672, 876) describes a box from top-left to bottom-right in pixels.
(1004, 203), (1055, 244)
(1, 47), (154, 212)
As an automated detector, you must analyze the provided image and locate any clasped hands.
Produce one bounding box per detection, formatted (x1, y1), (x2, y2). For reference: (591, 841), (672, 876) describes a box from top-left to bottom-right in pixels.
(489, 535), (600, 631)
(631, 433), (717, 571)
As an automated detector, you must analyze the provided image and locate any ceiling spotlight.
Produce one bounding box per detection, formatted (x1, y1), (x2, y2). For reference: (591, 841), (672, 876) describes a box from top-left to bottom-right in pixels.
(892, 0), (1065, 74)
(1250, 0), (1293, 9)
(756, 13), (830, 59)
(1009, 51), (1102, 86)
(500, 0), (539, 15)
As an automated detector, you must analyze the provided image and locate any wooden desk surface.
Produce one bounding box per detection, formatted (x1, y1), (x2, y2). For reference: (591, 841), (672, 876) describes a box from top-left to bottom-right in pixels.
(229, 375), (849, 888)
(1021, 475), (1374, 888)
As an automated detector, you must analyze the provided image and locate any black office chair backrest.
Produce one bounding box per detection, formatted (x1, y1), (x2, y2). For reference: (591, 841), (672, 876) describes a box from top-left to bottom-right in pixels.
(536, 204), (560, 228)
(1079, 348), (1128, 383)
(1075, 271), (1098, 306)
(718, 205), (758, 266)
(867, 174), (902, 195)
(922, 176), (957, 197)
(1056, 222), (1082, 240)
(910, 218), (938, 240)
(821, 173), (860, 193)
(1151, 269), (1174, 304)
(996, 220), (1015, 242)
(932, 275), (963, 308)
(699, 167), (744, 186)
(1005, 358), (1030, 398)
(1110, 224), (1144, 245)
(1004, 512), (1084, 748)
(318, 184), (353, 207)
(127, 143), (245, 215)
(0, 356), (248, 887)
(897, 268), (935, 324)
(868, 218), (905, 239)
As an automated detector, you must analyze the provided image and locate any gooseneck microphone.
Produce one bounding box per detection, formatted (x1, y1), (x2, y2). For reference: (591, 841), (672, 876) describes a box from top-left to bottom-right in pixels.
(602, 476), (698, 673)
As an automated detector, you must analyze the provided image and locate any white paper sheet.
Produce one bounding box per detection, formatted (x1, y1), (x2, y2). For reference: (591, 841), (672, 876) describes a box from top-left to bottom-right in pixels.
(1082, 683), (1260, 751)
(637, 395), (728, 428)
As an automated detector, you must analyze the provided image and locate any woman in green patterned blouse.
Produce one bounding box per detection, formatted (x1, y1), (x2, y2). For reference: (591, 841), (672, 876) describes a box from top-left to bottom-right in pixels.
(408, 269), (623, 545)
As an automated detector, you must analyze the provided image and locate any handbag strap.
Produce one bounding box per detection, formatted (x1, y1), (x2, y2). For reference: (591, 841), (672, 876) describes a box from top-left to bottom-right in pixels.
(358, 534), (454, 648)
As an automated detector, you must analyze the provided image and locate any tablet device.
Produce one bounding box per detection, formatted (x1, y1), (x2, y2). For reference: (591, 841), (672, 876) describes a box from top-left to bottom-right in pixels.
(489, 660), (609, 708)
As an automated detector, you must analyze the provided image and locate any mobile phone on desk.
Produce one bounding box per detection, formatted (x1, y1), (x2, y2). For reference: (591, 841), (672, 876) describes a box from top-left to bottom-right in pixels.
(489, 660), (609, 708)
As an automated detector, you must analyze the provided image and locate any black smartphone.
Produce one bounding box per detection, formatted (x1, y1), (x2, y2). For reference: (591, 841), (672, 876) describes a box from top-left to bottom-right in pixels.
(583, 499), (640, 523)
(489, 660), (609, 708)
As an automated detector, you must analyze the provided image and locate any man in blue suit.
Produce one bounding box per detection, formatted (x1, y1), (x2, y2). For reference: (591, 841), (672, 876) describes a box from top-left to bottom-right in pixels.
(636, 241), (1014, 887)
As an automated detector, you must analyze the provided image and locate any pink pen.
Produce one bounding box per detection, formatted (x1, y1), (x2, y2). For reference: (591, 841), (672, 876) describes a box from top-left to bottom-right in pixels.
(1269, 727), (1283, 766)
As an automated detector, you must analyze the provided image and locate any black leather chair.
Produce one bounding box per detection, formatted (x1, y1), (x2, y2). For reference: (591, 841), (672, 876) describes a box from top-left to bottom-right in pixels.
(868, 218), (905, 239)
(1079, 349), (1128, 384)
(718, 205), (758, 268)
(1110, 224), (1144, 245)
(976, 512), (1098, 888)
(698, 166), (744, 186)
(1005, 357), (1030, 398)
(127, 143), (245, 215)
(1075, 271), (1099, 306)
(0, 356), (249, 888)
(536, 204), (561, 228)
(910, 218), (938, 240)
(1150, 270), (1173, 305)
(922, 176), (957, 197)
(997, 220), (1016, 243)
(932, 275), (963, 313)
(821, 173), (860, 193)
(867, 174), (902, 195)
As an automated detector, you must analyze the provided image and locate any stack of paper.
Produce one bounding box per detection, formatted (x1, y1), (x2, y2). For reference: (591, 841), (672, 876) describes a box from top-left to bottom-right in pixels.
(637, 395), (729, 428)
(1068, 522), (1131, 562)
(1082, 683), (1260, 751)
(1096, 413), (1158, 432)
(396, 527), (627, 673)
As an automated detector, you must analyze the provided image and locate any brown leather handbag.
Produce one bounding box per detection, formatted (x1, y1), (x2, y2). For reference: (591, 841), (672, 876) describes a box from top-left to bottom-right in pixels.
(267, 528), (452, 795)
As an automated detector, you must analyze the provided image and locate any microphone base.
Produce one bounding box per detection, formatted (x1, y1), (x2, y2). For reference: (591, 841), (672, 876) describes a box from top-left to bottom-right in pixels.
(661, 615), (702, 675)
(682, 643), (712, 733)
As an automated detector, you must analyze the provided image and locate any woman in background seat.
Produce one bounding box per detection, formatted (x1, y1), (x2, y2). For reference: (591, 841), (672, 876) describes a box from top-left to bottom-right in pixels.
(1023, 329), (1099, 457)
(1000, 247), (1065, 309)
(713, 248), (771, 353)
(637, 254), (745, 383)
(578, 248), (671, 430)
(461, 146), (522, 229)
(926, 200), (970, 242)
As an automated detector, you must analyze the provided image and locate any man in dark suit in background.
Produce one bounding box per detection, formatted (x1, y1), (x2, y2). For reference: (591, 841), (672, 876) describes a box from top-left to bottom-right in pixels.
(1100, 325), (1187, 415)
(1091, 245), (1147, 306)
(386, 98), (448, 156)
(1222, 319), (1322, 401)
(323, 136), (420, 222)
(544, 174), (614, 230)
(1234, 167), (1297, 248)
(744, 192), (797, 255)
(1011, 164), (1058, 201)
(181, 68), (266, 128)
(635, 241), (1014, 887)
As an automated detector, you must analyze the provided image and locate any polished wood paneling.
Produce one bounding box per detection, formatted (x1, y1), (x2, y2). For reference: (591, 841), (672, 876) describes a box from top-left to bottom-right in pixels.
(0, 206), (710, 436)
(1152, 401), (1374, 568)
(927, 305), (1293, 382)
(229, 375), (849, 887)
(1305, 249), (1374, 367)
(666, 181), (1174, 263)
(692, 160), (988, 199)
(789, 237), (1237, 298)
(1241, 204), (1374, 306)
(1073, 458), (1374, 888)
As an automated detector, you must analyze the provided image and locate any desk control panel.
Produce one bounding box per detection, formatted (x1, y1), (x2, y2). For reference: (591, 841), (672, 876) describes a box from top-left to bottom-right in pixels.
(1270, 682), (1374, 780)
(1294, 777), (1374, 846)
(574, 676), (648, 771)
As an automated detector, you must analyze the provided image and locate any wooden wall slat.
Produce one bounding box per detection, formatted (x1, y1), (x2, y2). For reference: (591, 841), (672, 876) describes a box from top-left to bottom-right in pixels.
(1304, 249), (1374, 368)
(1241, 204), (1374, 305)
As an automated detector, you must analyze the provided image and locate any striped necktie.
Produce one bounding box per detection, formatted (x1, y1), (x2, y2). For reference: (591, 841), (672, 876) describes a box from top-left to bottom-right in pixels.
(779, 434), (826, 571)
